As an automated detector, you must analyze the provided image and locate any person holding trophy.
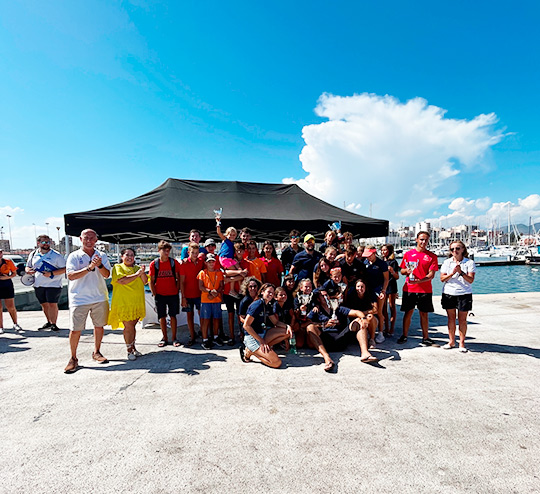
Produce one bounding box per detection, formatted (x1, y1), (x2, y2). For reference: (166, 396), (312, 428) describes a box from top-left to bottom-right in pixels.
(306, 276), (375, 372)
(397, 231), (439, 346)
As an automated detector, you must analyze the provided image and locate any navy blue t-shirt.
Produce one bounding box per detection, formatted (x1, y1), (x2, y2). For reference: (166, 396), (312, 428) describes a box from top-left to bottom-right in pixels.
(363, 257), (388, 291)
(238, 295), (254, 317)
(292, 250), (323, 281)
(245, 299), (274, 334)
(307, 305), (351, 331)
(273, 301), (292, 324)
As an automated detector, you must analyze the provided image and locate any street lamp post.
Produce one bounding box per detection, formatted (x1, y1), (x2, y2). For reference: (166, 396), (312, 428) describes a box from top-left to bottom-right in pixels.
(32, 223), (37, 238)
(56, 226), (61, 253)
(45, 222), (50, 236)
(6, 215), (13, 251)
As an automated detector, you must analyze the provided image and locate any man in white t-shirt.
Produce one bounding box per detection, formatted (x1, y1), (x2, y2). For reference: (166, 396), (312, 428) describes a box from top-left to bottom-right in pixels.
(25, 235), (66, 331)
(64, 229), (111, 374)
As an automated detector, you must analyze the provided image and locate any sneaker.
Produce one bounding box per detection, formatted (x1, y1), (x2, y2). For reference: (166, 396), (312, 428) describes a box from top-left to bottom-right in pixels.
(375, 332), (385, 344)
(13, 323), (23, 333)
(39, 321), (52, 330)
(49, 324), (60, 332)
(227, 337), (235, 347)
(92, 351), (109, 363)
(421, 338), (435, 347)
(127, 352), (137, 361)
(133, 349), (143, 357)
(186, 337), (196, 347)
(397, 335), (408, 344)
(213, 336), (225, 347)
(220, 335), (233, 345)
(458, 347), (468, 353)
(201, 339), (213, 350)
(64, 357), (78, 374)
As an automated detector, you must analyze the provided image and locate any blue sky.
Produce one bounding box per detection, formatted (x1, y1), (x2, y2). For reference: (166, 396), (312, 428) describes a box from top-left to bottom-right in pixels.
(1, 0), (539, 248)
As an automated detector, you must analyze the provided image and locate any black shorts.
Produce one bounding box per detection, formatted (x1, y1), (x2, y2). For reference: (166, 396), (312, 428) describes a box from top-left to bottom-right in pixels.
(223, 294), (240, 314)
(0, 282), (14, 300)
(34, 286), (62, 304)
(155, 294), (180, 319)
(441, 293), (473, 312)
(320, 327), (354, 352)
(400, 292), (434, 313)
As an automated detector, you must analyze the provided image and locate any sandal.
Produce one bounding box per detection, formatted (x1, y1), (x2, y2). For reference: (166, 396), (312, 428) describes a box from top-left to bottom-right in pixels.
(158, 339), (168, 348)
(239, 343), (251, 363)
(173, 340), (181, 347)
(186, 337), (196, 347)
(324, 361), (336, 373)
(361, 355), (379, 364)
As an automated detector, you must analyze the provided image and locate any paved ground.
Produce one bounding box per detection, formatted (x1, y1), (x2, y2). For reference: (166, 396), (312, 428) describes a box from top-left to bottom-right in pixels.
(1, 293), (539, 493)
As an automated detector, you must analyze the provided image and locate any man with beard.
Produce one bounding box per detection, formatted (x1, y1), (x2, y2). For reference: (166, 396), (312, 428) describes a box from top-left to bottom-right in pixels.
(289, 234), (322, 282)
(25, 235), (66, 331)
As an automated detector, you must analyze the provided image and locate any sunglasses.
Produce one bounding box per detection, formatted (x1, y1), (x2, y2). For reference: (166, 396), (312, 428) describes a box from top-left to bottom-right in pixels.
(40, 240), (51, 244)
(450, 247), (462, 252)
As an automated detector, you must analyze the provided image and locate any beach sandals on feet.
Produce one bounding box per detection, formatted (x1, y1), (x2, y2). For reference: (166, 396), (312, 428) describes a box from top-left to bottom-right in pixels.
(239, 343), (251, 363)
(442, 343), (455, 350)
(324, 361), (336, 373)
(361, 355), (379, 365)
(158, 339), (168, 348)
(173, 340), (181, 347)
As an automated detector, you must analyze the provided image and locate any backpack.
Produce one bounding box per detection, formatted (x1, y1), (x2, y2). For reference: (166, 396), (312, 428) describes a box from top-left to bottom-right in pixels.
(153, 257), (178, 285)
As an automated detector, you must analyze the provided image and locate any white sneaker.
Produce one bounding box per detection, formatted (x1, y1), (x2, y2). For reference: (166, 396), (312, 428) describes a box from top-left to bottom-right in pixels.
(127, 352), (137, 361)
(13, 323), (23, 333)
(375, 332), (385, 344)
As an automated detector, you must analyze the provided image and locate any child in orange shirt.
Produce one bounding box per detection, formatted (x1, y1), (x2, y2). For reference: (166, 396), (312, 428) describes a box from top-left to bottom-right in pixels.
(197, 254), (224, 349)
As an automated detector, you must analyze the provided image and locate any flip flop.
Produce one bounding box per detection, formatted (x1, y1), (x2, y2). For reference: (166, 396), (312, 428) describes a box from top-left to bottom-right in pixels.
(173, 340), (181, 347)
(361, 355), (379, 364)
(239, 343), (251, 363)
(158, 339), (168, 348)
(324, 361), (335, 373)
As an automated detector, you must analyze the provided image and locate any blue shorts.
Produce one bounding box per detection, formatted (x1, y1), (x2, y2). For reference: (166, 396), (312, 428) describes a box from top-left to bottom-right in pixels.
(244, 331), (267, 352)
(200, 302), (222, 319)
(183, 297), (201, 313)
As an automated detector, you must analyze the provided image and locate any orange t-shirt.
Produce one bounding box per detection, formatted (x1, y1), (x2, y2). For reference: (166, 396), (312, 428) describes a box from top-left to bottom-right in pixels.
(245, 257), (267, 281)
(197, 269), (224, 303)
(0, 259), (16, 276)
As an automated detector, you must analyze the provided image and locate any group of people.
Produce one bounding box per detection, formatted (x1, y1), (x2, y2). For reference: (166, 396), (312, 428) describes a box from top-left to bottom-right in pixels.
(0, 223), (476, 374)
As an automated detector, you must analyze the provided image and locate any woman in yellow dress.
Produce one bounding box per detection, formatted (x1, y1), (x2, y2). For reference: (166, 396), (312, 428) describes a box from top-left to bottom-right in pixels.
(109, 248), (147, 360)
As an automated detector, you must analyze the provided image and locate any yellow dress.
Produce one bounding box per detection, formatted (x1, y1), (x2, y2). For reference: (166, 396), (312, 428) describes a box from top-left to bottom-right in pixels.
(108, 263), (146, 329)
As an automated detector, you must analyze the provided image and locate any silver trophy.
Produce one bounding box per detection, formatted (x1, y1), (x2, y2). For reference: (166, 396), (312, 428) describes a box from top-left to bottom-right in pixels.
(298, 293), (313, 316)
(338, 282), (347, 301)
(407, 261), (417, 281)
(214, 208), (223, 226)
(328, 297), (340, 321)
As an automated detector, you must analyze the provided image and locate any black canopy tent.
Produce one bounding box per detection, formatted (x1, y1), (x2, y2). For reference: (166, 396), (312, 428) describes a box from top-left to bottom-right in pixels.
(64, 179), (388, 243)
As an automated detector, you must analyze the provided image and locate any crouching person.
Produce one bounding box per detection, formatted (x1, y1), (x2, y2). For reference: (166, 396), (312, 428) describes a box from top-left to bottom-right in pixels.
(240, 283), (293, 368)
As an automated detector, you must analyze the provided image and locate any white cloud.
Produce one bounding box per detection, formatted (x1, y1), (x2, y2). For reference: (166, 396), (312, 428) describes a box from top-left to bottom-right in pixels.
(426, 194), (540, 227)
(487, 194), (540, 225)
(0, 206), (65, 251)
(286, 92), (505, 225)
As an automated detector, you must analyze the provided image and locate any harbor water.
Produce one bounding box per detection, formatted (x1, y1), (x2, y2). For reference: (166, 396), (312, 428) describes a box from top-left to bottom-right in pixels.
(397, 258), (540, 295)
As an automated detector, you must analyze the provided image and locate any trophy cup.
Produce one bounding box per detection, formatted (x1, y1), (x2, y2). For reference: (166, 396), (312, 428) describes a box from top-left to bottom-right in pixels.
(328, 221), (341, 232)
(338, 282), (347, 302)
(328, 298), (340, 321)
(298, 293), (313, 316)
(407, 261), (417, 281)
(214, 208), (223, 226)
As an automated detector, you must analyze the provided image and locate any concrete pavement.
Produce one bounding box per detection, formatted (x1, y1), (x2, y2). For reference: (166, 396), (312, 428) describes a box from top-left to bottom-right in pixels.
(1, 292), (539, 493)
